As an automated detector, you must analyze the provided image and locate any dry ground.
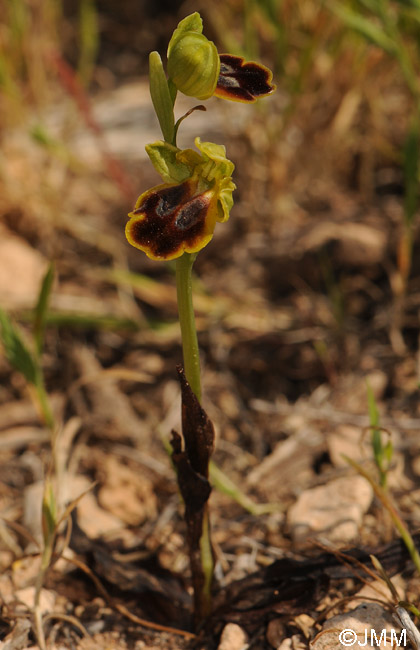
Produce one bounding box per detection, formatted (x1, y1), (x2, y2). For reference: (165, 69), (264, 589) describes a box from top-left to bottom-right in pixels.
(1, 3), (420, 649)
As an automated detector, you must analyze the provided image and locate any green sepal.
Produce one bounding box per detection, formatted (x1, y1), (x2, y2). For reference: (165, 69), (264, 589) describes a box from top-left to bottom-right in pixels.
(145, 138), (236, 193)
(149, 51), (175, 144)
(195, 138), (235, 179)
(167, 12), (203, 53)
(167, 13), (220, 101)
(145, 141), (192, 183)
(168, 78), (178, 106)
(217, 176), (236, 222)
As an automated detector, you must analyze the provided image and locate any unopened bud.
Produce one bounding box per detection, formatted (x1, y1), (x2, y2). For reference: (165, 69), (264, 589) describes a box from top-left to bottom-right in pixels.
(167, 13), (220, 100)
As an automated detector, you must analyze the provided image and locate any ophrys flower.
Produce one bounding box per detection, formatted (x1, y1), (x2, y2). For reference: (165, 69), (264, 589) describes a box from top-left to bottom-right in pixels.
(125, 138), (235, 260)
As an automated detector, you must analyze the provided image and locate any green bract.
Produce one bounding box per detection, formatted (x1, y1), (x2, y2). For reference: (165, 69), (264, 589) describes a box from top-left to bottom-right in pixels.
(149, 51), (175, 143)
(167, 12), (220, 101)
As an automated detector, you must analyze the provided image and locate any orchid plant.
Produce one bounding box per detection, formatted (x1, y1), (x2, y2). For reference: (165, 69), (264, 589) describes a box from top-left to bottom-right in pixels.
(125, 11), (275, 626)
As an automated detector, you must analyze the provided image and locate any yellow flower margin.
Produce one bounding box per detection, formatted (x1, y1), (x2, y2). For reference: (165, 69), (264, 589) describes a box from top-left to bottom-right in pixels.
(126, 138), (236, 261)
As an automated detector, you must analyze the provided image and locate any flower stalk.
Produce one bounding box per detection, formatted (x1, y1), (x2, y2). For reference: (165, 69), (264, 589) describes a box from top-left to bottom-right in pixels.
(175, 252), (202, 402)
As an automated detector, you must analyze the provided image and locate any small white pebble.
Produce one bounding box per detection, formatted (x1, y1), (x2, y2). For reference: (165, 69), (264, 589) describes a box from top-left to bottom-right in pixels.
(288, 476), (373, 544)
(218, 622), (248, 650)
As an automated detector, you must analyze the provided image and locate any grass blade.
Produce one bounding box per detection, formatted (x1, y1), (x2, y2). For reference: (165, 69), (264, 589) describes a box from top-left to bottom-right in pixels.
(0, 309), (38, 385)
(34, 263), (55, 357)
(328, 2), (396, 54)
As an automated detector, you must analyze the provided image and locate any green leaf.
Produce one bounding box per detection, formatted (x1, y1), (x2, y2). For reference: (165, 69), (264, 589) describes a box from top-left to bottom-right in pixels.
(367, 379), (382, 464)
(0, 309), (38, 385)
(149, 51), (175, 144)
(37, 310), (140, 331)
(42, 478), (57, 544)
(384, 440), (394, 464)
(34, 262), (55, 356)
(367, 380), (379, 428)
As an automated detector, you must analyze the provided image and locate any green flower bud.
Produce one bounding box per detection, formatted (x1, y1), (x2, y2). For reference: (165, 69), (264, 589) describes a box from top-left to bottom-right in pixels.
(167, 13), (220, 101)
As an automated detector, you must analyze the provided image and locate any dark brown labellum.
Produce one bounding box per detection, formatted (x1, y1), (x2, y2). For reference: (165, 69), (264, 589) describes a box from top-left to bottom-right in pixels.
(216, 54), (276, 103)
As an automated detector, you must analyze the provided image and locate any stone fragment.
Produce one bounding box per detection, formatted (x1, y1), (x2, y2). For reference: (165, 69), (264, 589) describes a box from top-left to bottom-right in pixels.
(277, 635), (307, 650)
(266, 618), (286, 648)
(287, 475), (373, 544)
(347, 576), (405, 609)
(217, 623), (248, 650)
(0, 226), (47, 309)
(311, 603), (401, 650)
(15, 586), (56, 614)
(327, 425), (369, 468)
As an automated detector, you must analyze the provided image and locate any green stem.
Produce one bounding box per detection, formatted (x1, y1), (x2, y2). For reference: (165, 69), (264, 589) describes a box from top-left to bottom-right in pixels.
(175, 252), (202, 402)
(35, 372), (55, 432)
(176, 251), (216, 624)
(198, 506), (214, 618)
(34, 543), (53, 650)
(150, 55), (212, 621)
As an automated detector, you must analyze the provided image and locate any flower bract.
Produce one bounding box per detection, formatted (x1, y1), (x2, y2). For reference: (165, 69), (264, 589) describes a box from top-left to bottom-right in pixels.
(126, 138), (235, 261)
